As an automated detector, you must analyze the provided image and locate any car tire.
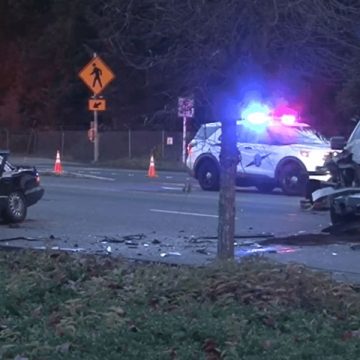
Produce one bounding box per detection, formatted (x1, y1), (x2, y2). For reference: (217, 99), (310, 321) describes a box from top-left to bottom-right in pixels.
(278, 162), (308, 196)
(256, 183), (275, 194)
(330, 204), (355, 225)
(197, 161), (220, 191)
(305, 179), (322, 203)
(2, 191), (27, 223)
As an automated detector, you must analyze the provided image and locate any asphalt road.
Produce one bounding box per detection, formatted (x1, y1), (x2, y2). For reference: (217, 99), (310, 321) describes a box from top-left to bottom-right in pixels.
(2, 156), (360, 283)
(3, 165), (330, 238)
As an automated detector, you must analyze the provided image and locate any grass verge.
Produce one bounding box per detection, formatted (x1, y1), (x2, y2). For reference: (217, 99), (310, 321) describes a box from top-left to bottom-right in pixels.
(1, 250), (360, 360)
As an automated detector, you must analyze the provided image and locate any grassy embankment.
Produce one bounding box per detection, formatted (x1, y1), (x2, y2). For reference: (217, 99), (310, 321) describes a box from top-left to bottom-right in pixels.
(1, 250), (360, 359)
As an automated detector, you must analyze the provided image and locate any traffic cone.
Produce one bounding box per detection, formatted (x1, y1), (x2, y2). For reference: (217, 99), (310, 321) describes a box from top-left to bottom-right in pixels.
(147, 154), (158, 178)
(53, 150), (63, 174)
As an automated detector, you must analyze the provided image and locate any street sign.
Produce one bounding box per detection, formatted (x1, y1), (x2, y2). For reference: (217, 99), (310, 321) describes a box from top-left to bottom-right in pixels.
(178, 97), (194, 163)
(79, 55), (115, 95)
(88, 98), (106, 111)
(166, 137), (173, 145)
(178, 97), (194, 118)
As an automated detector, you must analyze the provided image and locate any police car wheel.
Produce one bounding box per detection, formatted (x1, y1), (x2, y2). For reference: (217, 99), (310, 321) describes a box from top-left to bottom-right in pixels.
(279, 163), (307, 196)
(197, 161), (219, 191)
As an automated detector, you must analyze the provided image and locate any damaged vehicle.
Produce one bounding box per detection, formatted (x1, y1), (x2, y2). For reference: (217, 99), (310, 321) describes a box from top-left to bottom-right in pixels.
(0, 150), (44, 223)
(312, 121), (360, 225)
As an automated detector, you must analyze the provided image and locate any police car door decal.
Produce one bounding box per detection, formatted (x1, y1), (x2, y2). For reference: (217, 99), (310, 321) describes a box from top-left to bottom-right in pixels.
(245, 152), (272, 168)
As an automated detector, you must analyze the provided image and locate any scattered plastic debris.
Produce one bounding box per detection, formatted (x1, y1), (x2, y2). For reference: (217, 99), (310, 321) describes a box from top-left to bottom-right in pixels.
(125, 240), (138, 246)
(160, 251), (181, 257)
(106, 246), (112, 253)
(189, 237), (215, 244)
(100, 236), (125, 244)
(195, 248), (209, 255)
(33, 246), (85, 252)
(123, 234), (146, 241)
(182, 180), (192, 193)
(143, 243), (149, 247)
(0, 235), (62, 243)
(0, 236), (38, 242)
(300, 199), (311, 209)
(189, 234), (274, 243)
(235, 246), (278, 257)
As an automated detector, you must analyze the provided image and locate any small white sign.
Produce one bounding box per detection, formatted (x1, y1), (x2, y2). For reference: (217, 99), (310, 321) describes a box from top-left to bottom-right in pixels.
(166, 137), (173, 145)
(178, 97), (194, 118)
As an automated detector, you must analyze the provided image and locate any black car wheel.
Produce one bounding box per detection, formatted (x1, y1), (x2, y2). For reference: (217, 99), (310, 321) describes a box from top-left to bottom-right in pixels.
(3, 191), (27, 223)
(197, 161), (220, 191)
(330, 204), (356, 225)
(279, 162), (308, 196)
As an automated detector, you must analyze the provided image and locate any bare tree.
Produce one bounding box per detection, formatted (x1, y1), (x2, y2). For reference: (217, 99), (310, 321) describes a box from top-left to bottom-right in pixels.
(91, 0), (360, 258)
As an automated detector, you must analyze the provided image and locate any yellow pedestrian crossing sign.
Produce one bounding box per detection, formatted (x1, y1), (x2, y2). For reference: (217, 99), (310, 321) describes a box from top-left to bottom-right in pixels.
(78, 55), (115, 95)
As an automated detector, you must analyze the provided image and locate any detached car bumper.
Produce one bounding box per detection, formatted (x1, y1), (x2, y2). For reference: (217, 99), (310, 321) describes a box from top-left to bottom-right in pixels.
(308, 167), (332, 183)
(308, 173), (332, 182)
(25, 186), (44, 207)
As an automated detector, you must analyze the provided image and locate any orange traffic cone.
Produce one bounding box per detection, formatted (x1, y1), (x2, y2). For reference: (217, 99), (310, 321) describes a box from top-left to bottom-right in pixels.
(54, 150), (63, 174)
(147, 154), (158, 178)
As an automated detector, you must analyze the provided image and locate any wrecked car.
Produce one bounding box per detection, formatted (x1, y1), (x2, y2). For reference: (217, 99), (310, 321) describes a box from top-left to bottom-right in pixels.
(0, 150), (44, 223)
(312, 121), (360, 225)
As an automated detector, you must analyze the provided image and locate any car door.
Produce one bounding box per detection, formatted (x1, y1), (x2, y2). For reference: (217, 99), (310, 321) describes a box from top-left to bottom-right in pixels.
(236, 124), (272, 177)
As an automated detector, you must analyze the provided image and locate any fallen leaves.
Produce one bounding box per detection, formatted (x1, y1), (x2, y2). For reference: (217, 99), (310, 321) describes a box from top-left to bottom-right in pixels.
(342, 329), (360, 341)
(202, 339), (222, 360)
(55, 342), (71, 353)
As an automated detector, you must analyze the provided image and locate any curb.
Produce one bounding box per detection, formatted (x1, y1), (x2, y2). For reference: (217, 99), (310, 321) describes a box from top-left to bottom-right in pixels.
(39, 170), (115, 181)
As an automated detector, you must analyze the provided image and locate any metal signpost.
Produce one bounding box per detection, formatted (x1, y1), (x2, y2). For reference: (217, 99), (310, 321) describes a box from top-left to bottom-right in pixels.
(78, 53), (115, 162)
(178, 97), (194, 163)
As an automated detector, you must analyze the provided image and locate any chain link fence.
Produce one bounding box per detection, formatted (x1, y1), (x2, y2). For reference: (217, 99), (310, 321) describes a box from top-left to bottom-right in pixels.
(0, 129), (195, 165)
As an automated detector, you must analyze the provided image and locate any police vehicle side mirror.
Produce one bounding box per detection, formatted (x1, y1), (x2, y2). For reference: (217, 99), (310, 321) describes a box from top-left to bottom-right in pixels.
(330, 136), (347, 150)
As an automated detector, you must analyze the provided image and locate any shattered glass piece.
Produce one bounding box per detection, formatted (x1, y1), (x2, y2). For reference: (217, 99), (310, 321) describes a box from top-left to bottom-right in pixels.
(160, 251), (181, 257)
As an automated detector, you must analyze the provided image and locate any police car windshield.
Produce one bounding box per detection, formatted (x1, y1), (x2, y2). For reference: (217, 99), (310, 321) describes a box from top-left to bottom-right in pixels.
(194, 123), (221, 140)
(267, 126), (327, 145)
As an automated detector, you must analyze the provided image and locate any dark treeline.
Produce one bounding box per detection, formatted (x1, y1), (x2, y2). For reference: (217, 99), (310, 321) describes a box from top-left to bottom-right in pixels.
(1, 0), (360, 135)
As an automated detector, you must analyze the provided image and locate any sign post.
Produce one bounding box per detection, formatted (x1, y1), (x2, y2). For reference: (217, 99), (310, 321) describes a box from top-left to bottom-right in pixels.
(88, 97), (106, 161)
(178, 97), (194, 163)
(78, 53), (115, 162)
(182, 116), (187, 163)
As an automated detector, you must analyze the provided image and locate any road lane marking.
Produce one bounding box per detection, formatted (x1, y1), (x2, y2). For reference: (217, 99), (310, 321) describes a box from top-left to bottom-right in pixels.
(162, 182), (192, 186)
(150, 209), (218, 218)
(161, 186), (182, 190)
(72, 173), (115, 181)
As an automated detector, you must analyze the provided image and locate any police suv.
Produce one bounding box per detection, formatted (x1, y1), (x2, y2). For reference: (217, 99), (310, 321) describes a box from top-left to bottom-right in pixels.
(186, 118), (332, 195)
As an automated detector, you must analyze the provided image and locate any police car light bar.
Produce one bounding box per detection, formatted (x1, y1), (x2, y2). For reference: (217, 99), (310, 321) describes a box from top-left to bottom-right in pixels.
(241, 102), (271, 124)
(280, 114), (297, 125)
